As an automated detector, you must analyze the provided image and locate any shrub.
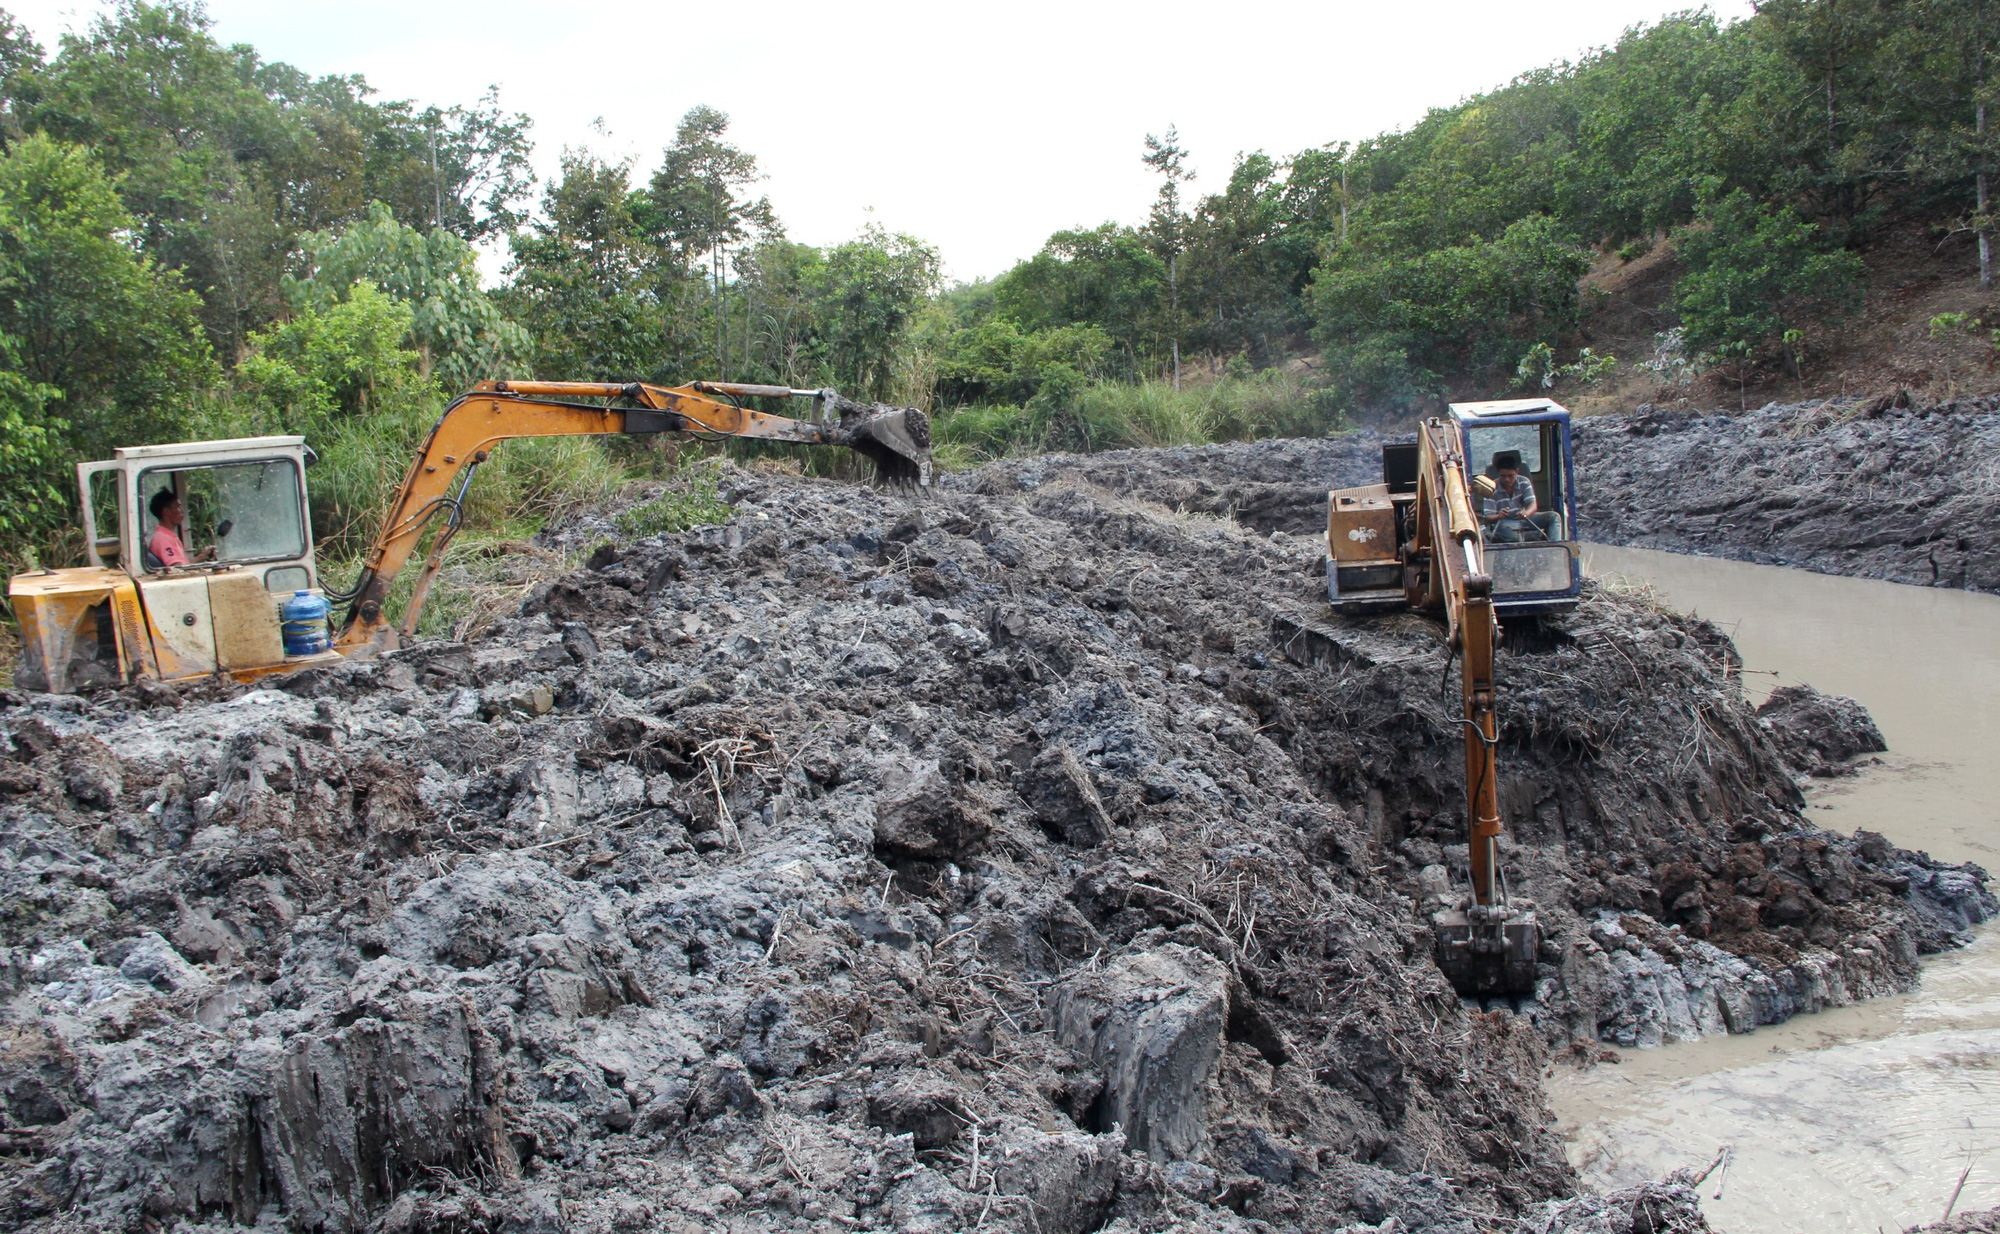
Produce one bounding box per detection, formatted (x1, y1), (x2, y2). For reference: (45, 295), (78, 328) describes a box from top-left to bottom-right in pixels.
(616, 460), (730, 537)
(1673, 191), (1862, 369)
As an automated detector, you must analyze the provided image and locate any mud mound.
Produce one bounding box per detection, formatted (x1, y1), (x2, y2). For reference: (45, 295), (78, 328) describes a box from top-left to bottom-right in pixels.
(960, 435), (1388, 534)
(1756, 684), (1888, 779)
(0, 451), (1987, 1232)
(1575, 398), (2000, 591)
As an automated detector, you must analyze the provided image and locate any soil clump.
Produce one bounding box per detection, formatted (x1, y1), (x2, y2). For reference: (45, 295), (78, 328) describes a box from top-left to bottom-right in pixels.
(0, 447), (1988, 1232)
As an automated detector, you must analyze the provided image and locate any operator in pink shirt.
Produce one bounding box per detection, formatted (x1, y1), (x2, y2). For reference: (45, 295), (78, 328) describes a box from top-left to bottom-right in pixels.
(146, 488), (214, 569)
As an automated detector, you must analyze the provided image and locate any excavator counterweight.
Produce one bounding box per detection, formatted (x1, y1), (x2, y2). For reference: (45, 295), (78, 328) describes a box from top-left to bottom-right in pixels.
(9, 379), (931, 693)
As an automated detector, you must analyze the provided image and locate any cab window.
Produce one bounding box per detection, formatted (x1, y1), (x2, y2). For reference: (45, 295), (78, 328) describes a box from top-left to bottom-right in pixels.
(1466, 423), (1564, 534)
(138, 459), (306, 569)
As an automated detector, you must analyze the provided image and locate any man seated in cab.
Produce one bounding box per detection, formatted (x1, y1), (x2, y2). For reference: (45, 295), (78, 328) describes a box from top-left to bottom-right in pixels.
(145, 488), (216, 569)
(1478, 451), (1557, 543)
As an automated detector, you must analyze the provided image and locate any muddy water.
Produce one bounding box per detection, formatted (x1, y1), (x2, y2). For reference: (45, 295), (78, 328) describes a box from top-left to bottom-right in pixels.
(1552, 546), (2000, 1232)
(1582, 544), (2000, 867)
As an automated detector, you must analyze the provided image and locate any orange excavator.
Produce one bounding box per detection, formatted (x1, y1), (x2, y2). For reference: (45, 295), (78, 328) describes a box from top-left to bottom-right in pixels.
(1327, 405), (1552, 996)
(9, 380), (931, 692)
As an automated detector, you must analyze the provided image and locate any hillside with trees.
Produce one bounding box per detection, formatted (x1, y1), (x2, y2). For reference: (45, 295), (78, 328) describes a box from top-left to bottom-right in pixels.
(0, 0), (1996, 585)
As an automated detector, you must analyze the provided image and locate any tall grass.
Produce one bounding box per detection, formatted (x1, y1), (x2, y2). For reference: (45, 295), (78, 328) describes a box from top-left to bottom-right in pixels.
(933, 368), (1339, 466)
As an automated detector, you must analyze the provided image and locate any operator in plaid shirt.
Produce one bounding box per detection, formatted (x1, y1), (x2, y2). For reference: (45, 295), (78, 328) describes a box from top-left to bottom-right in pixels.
(1479, 450), (1557, 543)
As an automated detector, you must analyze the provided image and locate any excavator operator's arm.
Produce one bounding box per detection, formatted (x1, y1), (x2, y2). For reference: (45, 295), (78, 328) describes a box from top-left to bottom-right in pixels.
(1408, 419), (1504, 910)
(333, 380), (931, 652)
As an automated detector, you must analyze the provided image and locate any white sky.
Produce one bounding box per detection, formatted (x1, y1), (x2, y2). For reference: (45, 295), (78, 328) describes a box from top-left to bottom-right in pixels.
(7, 0), (1756, 282)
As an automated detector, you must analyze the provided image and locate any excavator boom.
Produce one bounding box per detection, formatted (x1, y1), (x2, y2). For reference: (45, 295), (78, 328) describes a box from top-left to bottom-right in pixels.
(337, 380), (930, 652)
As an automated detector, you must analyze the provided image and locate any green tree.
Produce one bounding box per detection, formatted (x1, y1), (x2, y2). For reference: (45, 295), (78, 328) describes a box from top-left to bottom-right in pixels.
(505, 150), (682, 380)
(0, 346), (62, 558)
(645, 106), (775, 376)
(291, 201), (531, 390)
(21, 1), (297, 356)
(1757, 0), (1901, 227)
(0, 10), (41, 147)
(1179, 149), (1329, 367)
(1143, 126), (1192, 388)
(1672, 189), (1863, 376)
(815, 227), (940, 400)
(1309, 213), (1592, 411)
(0, 132), (216, 458)
(15, 3), (536, 357)
(726, 227), (939, 400)
(993, 224), (1164, 373)
(364, 86), (536, 242)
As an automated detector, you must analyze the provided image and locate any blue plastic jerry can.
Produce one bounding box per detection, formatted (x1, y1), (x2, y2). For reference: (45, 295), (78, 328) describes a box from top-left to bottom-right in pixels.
(280, 590), (331, 656)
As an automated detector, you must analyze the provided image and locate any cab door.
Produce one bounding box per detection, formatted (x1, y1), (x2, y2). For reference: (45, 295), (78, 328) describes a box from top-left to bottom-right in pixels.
(75, 461), (126, 571)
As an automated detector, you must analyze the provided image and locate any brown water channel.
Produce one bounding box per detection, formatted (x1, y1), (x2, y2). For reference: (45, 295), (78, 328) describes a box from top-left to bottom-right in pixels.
(1550, 545), (2000, 1232)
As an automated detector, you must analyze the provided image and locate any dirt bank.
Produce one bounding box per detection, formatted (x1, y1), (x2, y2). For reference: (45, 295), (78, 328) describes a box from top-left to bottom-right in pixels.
(1574, 397), (2000, 592)
(0, 451), (1988, 1232)
(1006, 399), (2000, 599)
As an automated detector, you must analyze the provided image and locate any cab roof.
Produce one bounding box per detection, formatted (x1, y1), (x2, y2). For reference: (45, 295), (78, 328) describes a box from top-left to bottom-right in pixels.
(1448, 398), (1571, 421)
(110, 436), (307, 461)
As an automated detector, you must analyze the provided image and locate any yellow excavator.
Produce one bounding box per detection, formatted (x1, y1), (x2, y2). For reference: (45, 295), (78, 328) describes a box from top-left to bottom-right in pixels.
(9, 380), (931, 693)
(1326, 400), (1577, 996)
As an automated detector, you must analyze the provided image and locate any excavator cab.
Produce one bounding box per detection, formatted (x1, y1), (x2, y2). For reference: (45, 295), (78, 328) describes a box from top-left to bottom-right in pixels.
(1327, 398), (1581, 617)
(12, 437), (333, 693)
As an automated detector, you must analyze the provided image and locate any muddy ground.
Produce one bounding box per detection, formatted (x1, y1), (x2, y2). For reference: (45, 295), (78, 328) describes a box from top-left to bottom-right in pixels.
(1573, 396), (2000, 591)
(0, 442), (1991, 1233)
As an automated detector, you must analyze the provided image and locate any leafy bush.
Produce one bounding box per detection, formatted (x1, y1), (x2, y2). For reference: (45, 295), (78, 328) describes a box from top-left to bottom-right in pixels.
(230, 283), (444, 553)
(931, 318), (1114, 409)
(1639, 327), (1703, 392)
(616, 460), (730, 537)
(1518, 342), (1618, 390)
(1673, 191), (1862, 369)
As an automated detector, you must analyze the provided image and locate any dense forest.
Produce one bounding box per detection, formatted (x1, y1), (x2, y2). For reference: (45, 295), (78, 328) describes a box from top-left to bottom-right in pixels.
(0, 0), (1995, 578)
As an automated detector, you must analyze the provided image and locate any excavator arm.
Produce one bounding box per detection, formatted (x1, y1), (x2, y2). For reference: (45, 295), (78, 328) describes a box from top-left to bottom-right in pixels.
(334, 379), (931, 651)
(1408, 420), (1503, 908)
(1406, 417), (1539, 996)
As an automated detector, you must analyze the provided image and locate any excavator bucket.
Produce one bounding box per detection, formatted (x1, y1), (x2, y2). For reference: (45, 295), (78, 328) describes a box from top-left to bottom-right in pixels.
(1433, 901), (1540, 996)
(834, 401), (933, 487)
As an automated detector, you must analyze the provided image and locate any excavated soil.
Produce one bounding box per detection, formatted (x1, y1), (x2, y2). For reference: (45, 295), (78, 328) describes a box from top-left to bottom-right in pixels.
(0, 445), (1990, 1234)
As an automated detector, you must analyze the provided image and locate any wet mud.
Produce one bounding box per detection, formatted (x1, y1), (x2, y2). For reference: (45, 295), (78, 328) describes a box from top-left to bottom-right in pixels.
(0, 444), (1989, 1232)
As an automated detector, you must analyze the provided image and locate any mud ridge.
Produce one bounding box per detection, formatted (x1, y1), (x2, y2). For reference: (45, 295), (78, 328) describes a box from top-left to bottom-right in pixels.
(0, 450), (1987, 1233)
(1574, 397), (2000, 591)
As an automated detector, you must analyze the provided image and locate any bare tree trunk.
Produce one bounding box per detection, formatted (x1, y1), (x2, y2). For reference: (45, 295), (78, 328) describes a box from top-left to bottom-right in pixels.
(714, 246), (725, 378)
(429, 129), (443, 230)
(1340, 163), (1349, 243)
(1981, 106), (1991, 289)
(1170, 250), (1180, 392)
(1981, 9), (1992, 287)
